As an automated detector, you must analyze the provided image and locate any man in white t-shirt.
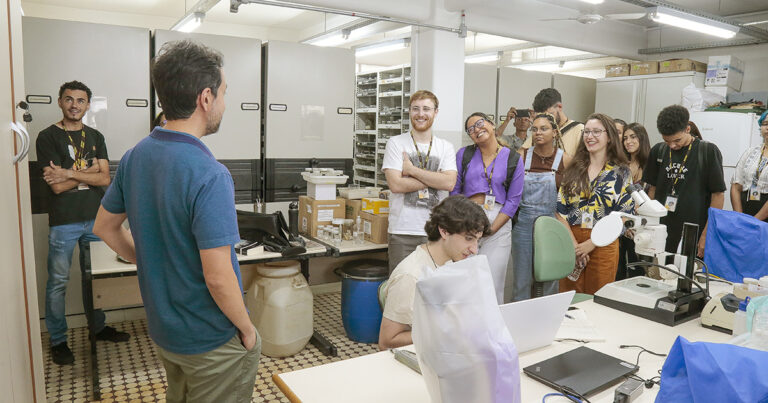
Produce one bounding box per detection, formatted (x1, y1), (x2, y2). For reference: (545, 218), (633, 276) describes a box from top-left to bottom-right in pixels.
(382, 90), (458, 272)
(378, 196), (490, 350)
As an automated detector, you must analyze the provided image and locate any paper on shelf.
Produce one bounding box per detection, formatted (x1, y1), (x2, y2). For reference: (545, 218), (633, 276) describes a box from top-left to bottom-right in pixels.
(555, 309), (605, 342)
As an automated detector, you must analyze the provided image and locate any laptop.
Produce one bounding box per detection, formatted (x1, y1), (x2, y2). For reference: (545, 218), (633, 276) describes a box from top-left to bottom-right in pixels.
(499, 290), (575, 353)
(523, 346), (639, 397)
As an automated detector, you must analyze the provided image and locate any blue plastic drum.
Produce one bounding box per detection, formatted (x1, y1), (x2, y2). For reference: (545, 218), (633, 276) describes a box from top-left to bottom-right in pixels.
(334, 260), (389, 344)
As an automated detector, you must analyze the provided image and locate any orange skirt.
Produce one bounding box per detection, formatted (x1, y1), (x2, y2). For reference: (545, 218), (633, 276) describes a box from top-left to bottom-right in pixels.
(559, 226), (619, 295)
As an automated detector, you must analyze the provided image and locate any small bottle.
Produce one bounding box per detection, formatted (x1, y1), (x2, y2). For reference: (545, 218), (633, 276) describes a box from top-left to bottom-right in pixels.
(332, 228), (341, 246)
(733, 297), (750, 336)
(353, 216), (363, 245)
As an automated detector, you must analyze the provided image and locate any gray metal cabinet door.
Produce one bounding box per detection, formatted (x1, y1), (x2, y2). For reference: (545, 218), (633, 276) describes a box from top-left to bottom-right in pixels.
(595, 79), (641, 128)
(463, 64), (498, 122)
(154, 30), (262, 160)
(22, 17), (150, 160)
(264, 41), (354, 159)
(497, 68), (551, 117)
(642, 73), (704, 146)
(554, 74), (596, 123)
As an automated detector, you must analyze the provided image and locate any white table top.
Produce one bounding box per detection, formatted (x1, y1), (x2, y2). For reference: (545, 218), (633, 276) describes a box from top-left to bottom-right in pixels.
(274, 289), (733, 403)
(89, 238), (328, 276)
(334, 239), (388, 254)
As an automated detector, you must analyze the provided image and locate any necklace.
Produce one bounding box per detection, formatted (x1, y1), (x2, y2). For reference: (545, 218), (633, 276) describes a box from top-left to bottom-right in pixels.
(425, 244), (439, 268)
(533, 148), (554, 164)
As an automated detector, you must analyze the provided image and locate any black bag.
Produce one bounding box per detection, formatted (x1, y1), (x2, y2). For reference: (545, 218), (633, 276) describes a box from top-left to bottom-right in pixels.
(236, 210), (306, 256)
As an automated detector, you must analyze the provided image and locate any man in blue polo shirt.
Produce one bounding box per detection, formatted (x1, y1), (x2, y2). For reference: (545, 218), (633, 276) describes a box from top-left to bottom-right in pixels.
(94, 40), (259, 402)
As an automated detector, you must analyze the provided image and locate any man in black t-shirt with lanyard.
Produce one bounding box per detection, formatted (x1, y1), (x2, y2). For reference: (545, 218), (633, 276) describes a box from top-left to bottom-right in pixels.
(642, 105), (726, 257)
(36, 81), (130, 365)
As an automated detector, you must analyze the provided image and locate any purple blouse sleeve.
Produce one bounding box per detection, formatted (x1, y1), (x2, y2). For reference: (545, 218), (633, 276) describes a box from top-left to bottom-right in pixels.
(451, 147), (465, 196)
(500, 155), (524, 217)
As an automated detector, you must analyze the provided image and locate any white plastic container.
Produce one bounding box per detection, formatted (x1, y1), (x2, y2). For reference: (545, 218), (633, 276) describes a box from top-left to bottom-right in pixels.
(246, 261), (313, 357)
(733, 298), (749, 336)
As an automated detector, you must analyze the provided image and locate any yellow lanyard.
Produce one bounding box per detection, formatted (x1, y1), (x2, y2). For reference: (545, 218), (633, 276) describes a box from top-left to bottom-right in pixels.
(482, 145), (501, 190)
(410, 132), (433, 169)
(668, 142), (693, 196)
(63, 122), (86, 168)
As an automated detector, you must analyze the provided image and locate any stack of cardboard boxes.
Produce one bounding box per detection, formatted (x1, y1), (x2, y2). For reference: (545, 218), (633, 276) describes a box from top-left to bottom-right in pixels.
(605, 58), (707, 78)
(704, 55), (745, 99)
(300, 191), (390, 244)
(358, 198), (389, 244)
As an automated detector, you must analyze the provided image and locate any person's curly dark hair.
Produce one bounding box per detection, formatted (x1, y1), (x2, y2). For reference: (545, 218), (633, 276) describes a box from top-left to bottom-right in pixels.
(533, 88), (562, 113)
(424, 196), (490, 242)
(657, 105), (689, 136)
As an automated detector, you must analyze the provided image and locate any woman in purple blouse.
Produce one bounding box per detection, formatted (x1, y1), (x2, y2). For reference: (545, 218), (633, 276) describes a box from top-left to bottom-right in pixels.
(452, 112), (524, 304)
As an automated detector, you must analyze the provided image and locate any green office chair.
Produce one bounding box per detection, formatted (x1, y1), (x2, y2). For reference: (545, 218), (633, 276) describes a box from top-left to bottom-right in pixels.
(532, 216), (581, 299)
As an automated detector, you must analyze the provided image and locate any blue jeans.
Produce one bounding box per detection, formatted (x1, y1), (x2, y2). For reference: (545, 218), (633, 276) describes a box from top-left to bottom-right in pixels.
(46, 220), (106, 346)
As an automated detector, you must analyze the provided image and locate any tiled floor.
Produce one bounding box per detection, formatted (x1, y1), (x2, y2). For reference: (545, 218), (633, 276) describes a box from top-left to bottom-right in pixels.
(43, 291), (380, 402)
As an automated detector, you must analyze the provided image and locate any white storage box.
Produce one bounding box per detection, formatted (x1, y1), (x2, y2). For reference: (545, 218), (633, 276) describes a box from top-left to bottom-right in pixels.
(706, 55), (745, 91)
(307, 183), (337, 200)
(338, 186), (381, 200)
(704, 86), (734, 99)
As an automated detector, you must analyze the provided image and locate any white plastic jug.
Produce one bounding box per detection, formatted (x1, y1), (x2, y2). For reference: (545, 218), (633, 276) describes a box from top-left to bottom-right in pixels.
(246, 261), (313, 357)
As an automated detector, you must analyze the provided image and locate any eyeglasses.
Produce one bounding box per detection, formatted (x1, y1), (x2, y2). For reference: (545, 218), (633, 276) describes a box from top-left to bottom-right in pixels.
(410, 106), (435, 114)
(466, 118), (487, 135)
(582, 129), (606, 138)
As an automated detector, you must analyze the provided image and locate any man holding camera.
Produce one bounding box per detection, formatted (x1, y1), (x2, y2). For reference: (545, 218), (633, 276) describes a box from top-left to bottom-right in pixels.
(497, 106), (531, 151)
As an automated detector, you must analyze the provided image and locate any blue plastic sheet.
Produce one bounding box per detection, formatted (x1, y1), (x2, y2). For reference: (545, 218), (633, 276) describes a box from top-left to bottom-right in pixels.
(656, 336), (768, 403)
(704, 208), (768, 282)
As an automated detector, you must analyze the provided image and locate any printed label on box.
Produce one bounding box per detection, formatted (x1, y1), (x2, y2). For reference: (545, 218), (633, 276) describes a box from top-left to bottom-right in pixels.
(302, 217), (307, 232)
(318, 209), (334, 222)
(364, 220), (372, 235)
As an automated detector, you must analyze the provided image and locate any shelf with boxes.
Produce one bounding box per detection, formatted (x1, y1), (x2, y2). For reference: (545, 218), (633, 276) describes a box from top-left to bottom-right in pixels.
(353, 65), (411, 189)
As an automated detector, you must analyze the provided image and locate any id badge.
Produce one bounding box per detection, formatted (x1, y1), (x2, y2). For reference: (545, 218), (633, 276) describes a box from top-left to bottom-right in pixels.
(749, 185), (761, 201)
(483, 194), (496, 211)
(664, 196), (678, 212)
(77, 183), (89, 191)
(581, 212), (594, 229)
(418, 188), (429, 199)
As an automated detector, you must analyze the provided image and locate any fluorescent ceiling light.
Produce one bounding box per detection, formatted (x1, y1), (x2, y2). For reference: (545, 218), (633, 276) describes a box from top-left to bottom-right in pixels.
(579, 0), (604, 4)
(171, 12), (204, 33)
(649, 6), (739, 39)
(355, 39), (409, 57)
(304, 32), (347, 47)
(465, 52), (499, 64)
(512, 61), (563, 72)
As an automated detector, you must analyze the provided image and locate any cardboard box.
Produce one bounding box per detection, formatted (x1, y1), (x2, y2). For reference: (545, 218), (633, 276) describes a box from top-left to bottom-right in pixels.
(704, 86), (733, 99)
(361, 197), (389, 215)
(605, 64), (630, 77)
(360, 211), (388, 244)
(345, 199), (362, 220)
(630, 61), (659, 76)
(706, 55), (745, 91)
(658, 59), (707, 73)
(307, 183), (337, 201)
(298, 196), (346, 237)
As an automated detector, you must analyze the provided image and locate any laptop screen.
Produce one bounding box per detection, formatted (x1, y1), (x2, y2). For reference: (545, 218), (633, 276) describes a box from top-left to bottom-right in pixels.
(499, 290), (575, 353)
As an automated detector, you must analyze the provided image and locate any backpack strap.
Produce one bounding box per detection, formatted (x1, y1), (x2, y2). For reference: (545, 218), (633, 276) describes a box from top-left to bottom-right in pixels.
(560, 120), (581, 136)
(502, 146), (520, 193)
(460, 144), (478, 193)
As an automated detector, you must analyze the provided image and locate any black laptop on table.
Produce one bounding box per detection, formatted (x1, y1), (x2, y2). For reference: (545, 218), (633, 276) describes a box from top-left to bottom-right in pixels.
(523, 346), (639, 397)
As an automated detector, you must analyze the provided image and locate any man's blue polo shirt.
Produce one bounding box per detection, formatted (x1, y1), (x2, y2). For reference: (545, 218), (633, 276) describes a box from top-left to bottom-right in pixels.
(101, 128), (242, 355)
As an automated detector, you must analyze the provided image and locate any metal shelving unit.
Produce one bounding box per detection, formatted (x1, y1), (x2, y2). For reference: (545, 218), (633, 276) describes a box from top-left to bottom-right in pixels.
(353, 65), (411, 188)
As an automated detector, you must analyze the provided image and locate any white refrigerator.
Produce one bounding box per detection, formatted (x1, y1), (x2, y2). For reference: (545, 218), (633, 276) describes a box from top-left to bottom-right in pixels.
(689, 111), (762, 211)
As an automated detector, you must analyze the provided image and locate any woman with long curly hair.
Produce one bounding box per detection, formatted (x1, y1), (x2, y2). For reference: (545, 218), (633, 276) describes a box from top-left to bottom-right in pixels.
(556, 113), (635, 294)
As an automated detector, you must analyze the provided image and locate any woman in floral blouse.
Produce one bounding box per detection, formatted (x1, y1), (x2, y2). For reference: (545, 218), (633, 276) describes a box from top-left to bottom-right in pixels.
(556, 113), (635, 294)
(731, 111), (768, 222)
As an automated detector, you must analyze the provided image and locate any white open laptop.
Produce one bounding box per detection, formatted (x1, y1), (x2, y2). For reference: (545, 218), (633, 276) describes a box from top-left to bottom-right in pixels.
(499, 290), (575, 353)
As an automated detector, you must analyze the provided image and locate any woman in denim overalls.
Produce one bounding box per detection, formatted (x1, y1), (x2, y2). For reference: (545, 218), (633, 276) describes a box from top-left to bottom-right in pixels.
(511, 113), (569, 301)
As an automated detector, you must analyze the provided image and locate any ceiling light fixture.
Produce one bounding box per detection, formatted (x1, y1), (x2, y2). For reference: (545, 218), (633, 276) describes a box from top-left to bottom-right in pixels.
(579, 0), (604, 4)
(171, 11), (205, 33)
(355, 39), (410, 57)
(648, 6), (739, 39)
(465, 52), (500, 64)
(304, 31), (347, 47)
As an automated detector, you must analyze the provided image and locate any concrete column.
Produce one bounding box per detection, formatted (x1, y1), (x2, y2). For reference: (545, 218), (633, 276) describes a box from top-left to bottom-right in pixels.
(411, 3), (465, 151)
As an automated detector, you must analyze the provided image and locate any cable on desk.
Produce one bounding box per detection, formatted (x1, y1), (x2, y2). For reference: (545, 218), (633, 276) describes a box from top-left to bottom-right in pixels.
(542, 392), (582, 402)
(556, 338), (590, 344)
(619, 344), (667, 367)
(618, 345), (667, 389)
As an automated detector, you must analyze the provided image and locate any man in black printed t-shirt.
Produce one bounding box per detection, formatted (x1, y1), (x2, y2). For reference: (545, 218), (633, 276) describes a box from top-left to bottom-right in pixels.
(36, 81), (130, 365)
(642, 105), (726, 257)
